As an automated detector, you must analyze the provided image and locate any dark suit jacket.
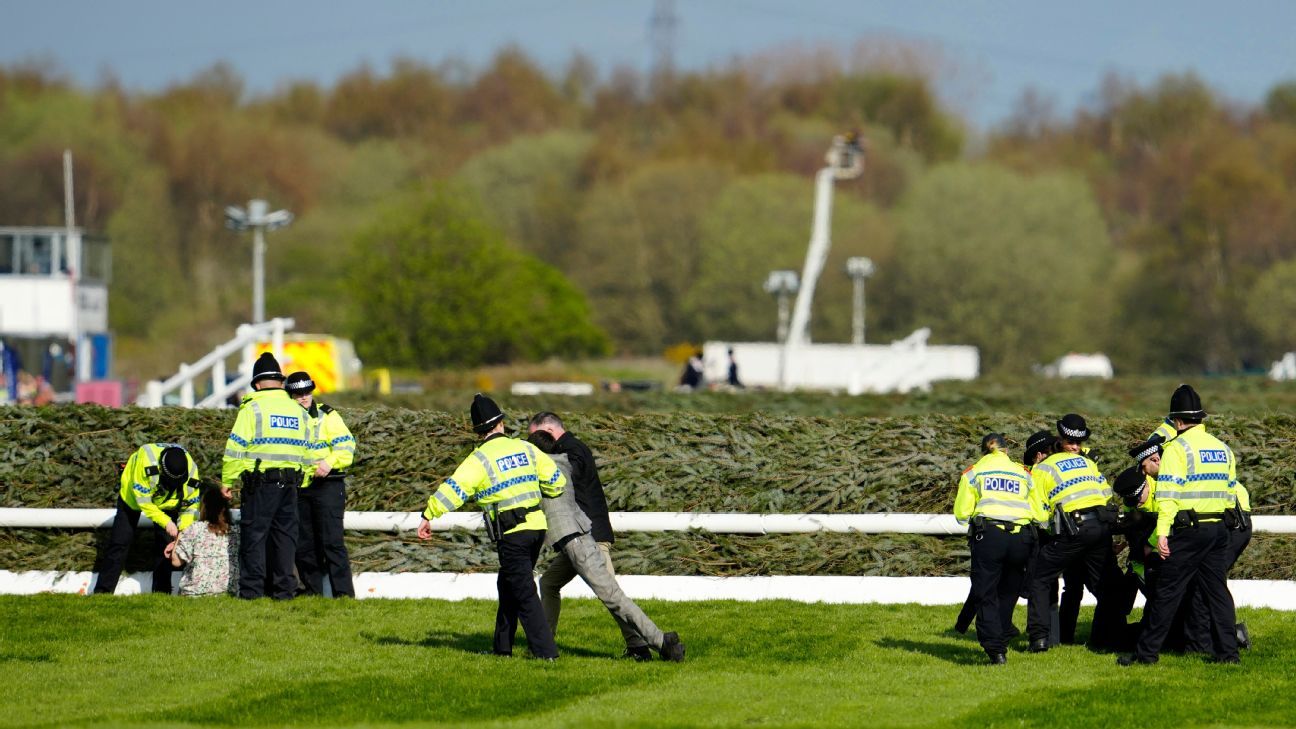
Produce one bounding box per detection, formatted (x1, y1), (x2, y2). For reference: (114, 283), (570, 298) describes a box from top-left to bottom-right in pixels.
(553, 431), (614, 543)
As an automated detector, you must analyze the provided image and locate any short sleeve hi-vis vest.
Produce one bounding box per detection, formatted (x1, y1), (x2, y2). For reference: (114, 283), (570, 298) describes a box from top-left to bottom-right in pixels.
(1031, 453), (1111, 518)
(1155, 424), (1238, 538)
(953, 451), (1041, 525)
(423, 435), (566, 535)
(118, 443), (200, 531)
(221, 388), (316, 488)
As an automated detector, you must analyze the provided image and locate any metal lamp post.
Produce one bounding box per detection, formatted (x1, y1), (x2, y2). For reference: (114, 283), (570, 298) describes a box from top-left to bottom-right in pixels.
(225, 199), (294, 324)
(763, 270), (800, 344)
(845, 256), (875, 345)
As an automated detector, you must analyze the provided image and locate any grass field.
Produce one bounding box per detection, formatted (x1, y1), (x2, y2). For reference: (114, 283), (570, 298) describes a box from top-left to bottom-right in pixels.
(2, 596), (1292, 728)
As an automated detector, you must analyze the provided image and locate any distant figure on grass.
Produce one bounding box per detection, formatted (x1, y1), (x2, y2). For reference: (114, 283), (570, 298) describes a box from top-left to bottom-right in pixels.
(726, 348), (743, 389)
(169, 485), (240, 596)
(417, 394), (565, 659)
(678, 350), (703, 390)
(93, 443), (200, 595)
(527, 428), (684, 662)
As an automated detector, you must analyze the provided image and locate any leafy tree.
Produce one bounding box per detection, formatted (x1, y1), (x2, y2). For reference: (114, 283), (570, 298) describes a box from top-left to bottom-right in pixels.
(1247, 258), (1296, 355)
(344, 186), (608, 368)
(570, 160), (731, 352)
(881, 164), (1111, 372)
(456, 130), (594, 263)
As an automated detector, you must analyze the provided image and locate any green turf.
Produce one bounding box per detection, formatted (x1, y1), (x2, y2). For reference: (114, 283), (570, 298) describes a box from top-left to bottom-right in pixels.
(0, 596), (1291, 728)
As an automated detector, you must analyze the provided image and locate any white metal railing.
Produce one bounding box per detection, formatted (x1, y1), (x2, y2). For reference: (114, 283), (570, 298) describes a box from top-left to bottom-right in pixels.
(138, 318), (294, 408)
(2, 509), (1294, 535)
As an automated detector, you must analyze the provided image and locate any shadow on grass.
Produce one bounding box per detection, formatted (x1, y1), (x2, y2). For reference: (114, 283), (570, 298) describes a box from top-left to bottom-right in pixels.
(0, 652), (52, 663)
(875, 638), (988, 666)
(361, 630), (610, 659)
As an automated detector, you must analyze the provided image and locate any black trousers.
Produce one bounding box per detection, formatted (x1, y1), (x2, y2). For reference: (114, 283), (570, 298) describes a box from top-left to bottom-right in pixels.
(1134, 521), (1238, 662)
(296, 479), (354, 597)
(1058, 563), (1086, 643)
(238, 482), (298, 600)
(94, 496), (179, 594)
(1026, 521), (1119, 645)
(1180, 522), (1253, 653)
(493, 529), (558, 659)
(969, 525), (1033, 655)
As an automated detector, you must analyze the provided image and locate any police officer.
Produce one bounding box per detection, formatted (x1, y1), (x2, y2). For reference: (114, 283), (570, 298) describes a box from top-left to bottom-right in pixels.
(953, 433), (1042, 664)
(417, 394), (566, 659)
(223, 352), (316, 600)
(285, 371), (356, 598)
(1025, 414), (1121, 652)
(954, 430), (1055, 635)
(1120, 385), (1241, 665)
(94, 443), (201, 594)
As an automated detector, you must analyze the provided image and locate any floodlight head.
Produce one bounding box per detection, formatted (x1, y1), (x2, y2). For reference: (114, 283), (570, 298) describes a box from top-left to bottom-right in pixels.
(262, 209), (294, 231)
(224, 206), (249, 230)
(846, 256), (875, 278)
(763, 270), (800, 295)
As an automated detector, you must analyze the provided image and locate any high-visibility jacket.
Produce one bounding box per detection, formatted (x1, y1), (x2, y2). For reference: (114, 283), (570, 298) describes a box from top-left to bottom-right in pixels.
(1155, 424), (1238, 538)
(953, 451), (1042, 526)
(423, 434), (566, 535)
(302, 402), (356, 484)
(1236, 481), (1251, 512)
(221, 388), (316, 489)
(1031, 452), (1111, 519)
(119, 443), (200, 531)
(1149, 419), (1178, 443)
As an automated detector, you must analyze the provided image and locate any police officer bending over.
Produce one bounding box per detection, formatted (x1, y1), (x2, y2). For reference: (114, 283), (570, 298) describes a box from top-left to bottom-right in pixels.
(953, 433), (1043, 664)
(1120, 385), (1241, 665)
(94, 443), (201, 594)
(286, 371), (356, 598)
(223, 352), (317, 600)
(417, 395), (565, 659)
(1024, 414), (1122, 652)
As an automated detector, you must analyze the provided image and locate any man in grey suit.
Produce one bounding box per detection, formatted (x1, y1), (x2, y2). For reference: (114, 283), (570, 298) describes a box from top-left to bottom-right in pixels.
(527, 428), (685, 662)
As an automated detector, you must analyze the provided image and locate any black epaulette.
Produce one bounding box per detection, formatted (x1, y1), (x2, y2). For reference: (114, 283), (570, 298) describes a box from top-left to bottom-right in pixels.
(319, 403), (335, 414)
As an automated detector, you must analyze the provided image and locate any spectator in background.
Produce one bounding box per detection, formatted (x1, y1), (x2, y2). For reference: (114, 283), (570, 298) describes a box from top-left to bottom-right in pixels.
(727, 348), (744, 389)
(679, 350), (704, 390)
(170, 485), (240, 596)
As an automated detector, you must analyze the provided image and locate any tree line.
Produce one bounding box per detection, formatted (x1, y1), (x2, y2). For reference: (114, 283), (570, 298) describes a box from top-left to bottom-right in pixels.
(2, 49), (1294, 377)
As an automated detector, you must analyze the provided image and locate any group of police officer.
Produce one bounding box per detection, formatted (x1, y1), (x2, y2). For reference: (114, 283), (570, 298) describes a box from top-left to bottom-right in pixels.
(954, 384), (1250, 666)
(96, 351), (357, 599)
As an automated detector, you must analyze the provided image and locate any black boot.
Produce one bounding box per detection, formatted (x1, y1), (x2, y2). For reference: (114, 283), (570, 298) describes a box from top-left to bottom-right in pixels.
(988, 653), (1007, 665)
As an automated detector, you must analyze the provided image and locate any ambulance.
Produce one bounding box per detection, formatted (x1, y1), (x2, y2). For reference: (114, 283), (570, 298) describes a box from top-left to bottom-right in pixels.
(255, 334), (362, 393)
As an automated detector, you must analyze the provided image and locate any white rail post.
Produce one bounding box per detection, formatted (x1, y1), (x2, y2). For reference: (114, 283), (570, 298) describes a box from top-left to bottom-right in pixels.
(211, 358), (225, 404)
(146, 381), (162, 408)
(178, 364), (194, 407)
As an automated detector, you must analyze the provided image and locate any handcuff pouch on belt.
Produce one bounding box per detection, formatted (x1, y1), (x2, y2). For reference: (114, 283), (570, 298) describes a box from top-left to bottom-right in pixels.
(1050, 508), (1080, 537)
(1172, 509), (1199, 530)
(482, 504), (541, 543)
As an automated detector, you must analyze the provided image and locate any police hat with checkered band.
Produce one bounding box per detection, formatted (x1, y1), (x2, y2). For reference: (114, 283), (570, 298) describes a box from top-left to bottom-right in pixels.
(1128, 434), (1164, 467)
(284, 371), (315, 398)
(1056, 413), (1090, 442)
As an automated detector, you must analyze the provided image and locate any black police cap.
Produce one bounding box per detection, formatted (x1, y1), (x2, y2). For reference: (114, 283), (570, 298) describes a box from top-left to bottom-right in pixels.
(470, 393), (504, 434)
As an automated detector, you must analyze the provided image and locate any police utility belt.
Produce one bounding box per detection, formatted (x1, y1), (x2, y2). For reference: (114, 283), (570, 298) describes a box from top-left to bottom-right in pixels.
(240, 460), (304, 489)
(969, 515), (1033, 540)
(1172, 507), (1250, 532)
(482, 503), (541, 542)
(1049, 504), (1118, 537)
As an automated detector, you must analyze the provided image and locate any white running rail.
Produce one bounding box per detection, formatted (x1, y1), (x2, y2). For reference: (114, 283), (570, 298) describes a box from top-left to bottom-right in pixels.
(2, 509), (1294, 534)
(138, 317), (294, 408)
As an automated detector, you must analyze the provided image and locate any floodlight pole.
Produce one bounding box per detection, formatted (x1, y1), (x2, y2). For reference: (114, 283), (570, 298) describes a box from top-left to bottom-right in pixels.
(846, 256), (875, 345)
(226, 199), (293, 325)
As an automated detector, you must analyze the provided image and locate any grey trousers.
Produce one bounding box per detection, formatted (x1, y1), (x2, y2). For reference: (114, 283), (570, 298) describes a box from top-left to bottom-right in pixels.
(540, 537), (663, 650)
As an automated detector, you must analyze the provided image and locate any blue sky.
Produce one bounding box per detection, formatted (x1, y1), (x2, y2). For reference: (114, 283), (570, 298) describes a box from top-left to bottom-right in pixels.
(5, 1), (1294, 129)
